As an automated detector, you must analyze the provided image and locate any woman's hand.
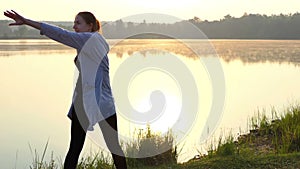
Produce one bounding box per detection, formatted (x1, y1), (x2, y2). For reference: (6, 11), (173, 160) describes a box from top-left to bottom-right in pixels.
(4, 10), (26, 26)
(4, 10), (41, 30)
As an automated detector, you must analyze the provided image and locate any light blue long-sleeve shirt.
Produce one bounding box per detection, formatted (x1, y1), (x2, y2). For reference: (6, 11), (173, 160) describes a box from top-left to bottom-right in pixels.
(40, 23), (116, 130)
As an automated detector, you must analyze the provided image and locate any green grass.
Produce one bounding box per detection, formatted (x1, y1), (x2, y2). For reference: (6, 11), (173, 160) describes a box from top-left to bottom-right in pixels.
(125, 124), (177, 168)
(181, 152), (300, 169)
(28, 104), (300, 169)
(77, 151), (112, 169)
(28, 139), (59, 169)
(244, 104), (300, 154)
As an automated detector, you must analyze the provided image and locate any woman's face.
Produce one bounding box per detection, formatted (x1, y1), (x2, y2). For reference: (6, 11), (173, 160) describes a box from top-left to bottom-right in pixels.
(73, 15), (92, 32)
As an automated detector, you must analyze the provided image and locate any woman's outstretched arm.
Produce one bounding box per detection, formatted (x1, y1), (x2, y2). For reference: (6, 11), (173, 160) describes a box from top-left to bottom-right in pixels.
(4, 10), (91, 50)
(4, 10), (41, 30)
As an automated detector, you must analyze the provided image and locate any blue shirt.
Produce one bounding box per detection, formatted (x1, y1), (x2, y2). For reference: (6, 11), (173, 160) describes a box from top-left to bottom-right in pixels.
(40, 23), (116, 130)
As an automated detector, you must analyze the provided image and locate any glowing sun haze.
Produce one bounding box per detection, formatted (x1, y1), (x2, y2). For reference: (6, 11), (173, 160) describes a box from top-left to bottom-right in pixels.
(1, 0), (299, 22)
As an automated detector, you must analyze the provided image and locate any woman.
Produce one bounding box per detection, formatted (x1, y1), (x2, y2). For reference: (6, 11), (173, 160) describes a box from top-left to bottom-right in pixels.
(4, 10), (127, 169)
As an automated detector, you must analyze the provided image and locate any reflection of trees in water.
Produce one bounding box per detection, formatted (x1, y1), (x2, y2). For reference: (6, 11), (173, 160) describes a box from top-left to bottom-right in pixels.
(0, 49), (74, 57)
(108, 40), (300, 66)
(0, 40), (73, 56)
(0, 45), (70, 51)
(109, 40), (214, 59)
(213, 40), (300, 65)
(1, 40), (300, 66)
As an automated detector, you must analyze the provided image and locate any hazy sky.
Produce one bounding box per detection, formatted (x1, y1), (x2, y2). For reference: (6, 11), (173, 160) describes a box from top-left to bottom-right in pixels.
(1, 0), (300, 22)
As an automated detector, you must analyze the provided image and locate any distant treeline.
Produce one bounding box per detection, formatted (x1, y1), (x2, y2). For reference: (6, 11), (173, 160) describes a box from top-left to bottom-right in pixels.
(1, 13), (300, 39)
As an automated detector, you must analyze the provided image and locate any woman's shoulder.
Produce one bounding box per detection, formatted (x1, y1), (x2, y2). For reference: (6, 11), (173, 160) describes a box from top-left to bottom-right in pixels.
(85, 32), (109, 48)
(79, 32), (105, 42)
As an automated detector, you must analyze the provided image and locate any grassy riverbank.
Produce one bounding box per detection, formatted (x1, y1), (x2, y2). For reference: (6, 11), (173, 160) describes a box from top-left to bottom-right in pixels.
(30, 104), (300, 169)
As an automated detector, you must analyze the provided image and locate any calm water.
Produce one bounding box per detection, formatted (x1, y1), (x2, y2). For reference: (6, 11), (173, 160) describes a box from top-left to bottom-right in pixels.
(1, 39), (300, 168)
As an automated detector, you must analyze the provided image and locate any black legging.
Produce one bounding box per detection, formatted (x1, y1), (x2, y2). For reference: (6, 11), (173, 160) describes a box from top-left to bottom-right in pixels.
(64, 107), (127, 169)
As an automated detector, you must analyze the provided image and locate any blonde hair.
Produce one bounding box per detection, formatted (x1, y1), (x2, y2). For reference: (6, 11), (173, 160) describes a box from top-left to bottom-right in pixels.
(77, 12), (102, 34)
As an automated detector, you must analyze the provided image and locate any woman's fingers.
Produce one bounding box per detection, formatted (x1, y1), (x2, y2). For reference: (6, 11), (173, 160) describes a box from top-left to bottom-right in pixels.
(4, 10), (13, 19)
(4, 10), (24, 26)
(4, 10), (17, 20)
(11, 10), (21, 17)
(8, 22), (20, 26)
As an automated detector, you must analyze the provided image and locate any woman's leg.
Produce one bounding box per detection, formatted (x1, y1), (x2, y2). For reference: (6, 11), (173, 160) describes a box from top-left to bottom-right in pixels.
(99, 114), (127, 169)
(64, 107), (87, 169)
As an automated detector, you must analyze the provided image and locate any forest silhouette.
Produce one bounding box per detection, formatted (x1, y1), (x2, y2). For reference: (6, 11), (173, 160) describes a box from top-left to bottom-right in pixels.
(1, 12), (300, 39)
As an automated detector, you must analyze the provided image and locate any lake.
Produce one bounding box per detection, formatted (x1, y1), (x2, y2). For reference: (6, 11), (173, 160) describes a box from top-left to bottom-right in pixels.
(1, 39), (300, 168)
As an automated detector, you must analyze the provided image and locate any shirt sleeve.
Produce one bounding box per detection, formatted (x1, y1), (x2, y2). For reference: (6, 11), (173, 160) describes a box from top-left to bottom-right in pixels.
(40, 22), (91, 50)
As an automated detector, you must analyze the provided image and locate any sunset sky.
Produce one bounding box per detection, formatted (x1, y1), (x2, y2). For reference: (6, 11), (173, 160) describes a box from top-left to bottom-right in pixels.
(1, 0), (300, 22)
